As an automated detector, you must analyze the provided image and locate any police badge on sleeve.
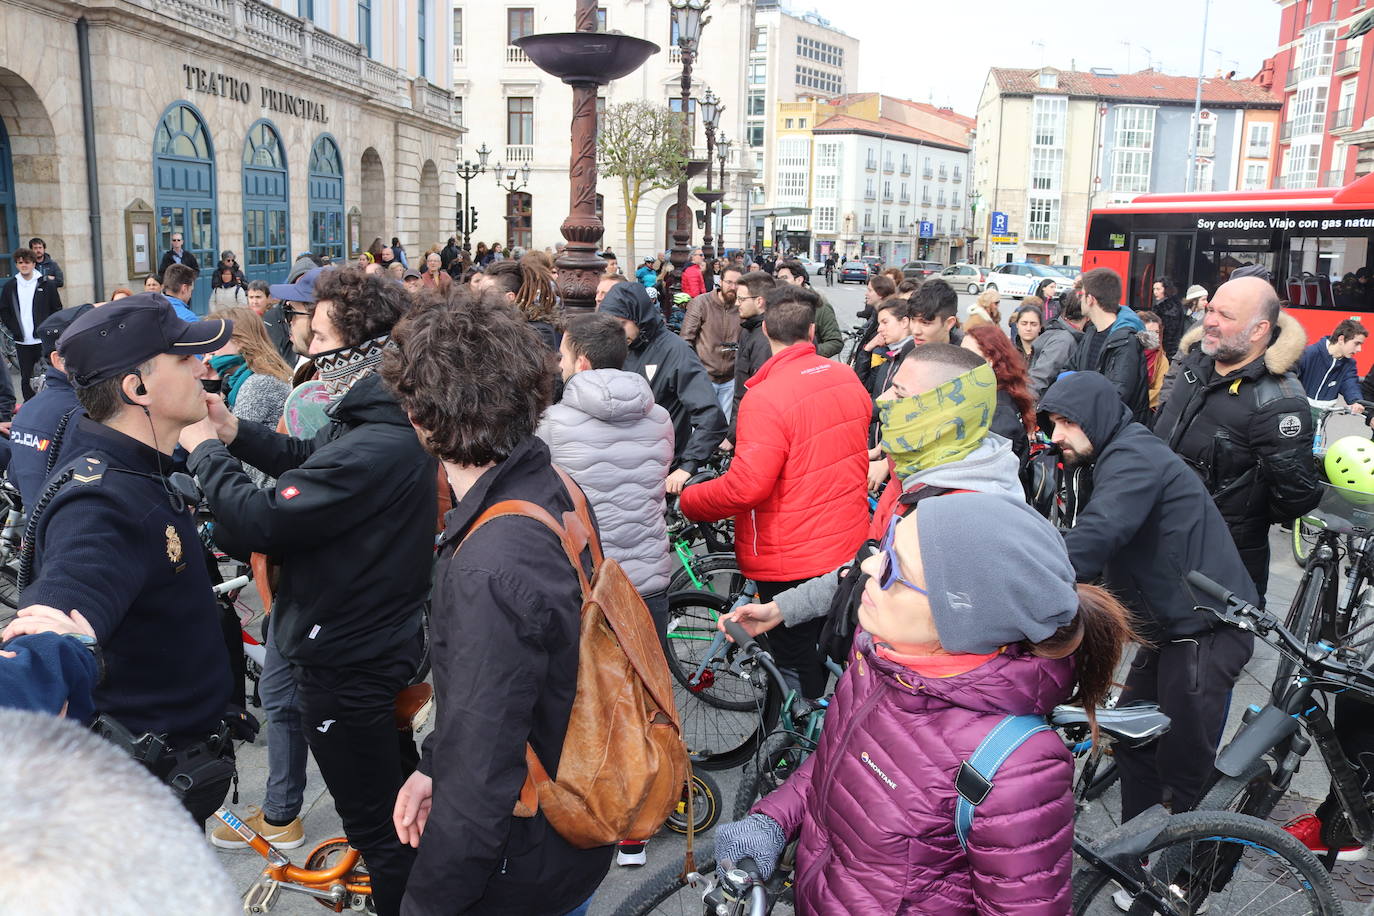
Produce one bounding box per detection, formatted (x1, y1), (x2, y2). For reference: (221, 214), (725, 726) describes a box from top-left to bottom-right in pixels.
(1278, 415), (1302, 438)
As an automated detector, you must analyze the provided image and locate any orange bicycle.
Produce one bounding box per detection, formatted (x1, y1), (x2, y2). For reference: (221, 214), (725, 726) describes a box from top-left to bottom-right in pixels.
(217, 683), (435, 914)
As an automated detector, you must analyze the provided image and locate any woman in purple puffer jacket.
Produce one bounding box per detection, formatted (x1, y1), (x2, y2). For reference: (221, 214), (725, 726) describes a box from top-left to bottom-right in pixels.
(715, 492), (1136, 915)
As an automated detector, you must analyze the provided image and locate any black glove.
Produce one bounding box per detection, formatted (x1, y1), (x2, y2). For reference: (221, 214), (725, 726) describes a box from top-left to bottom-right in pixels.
(225, 706), (261, 742)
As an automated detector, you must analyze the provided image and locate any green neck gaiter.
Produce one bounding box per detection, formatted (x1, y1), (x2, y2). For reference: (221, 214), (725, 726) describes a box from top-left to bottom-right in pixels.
(879, 362), (998, 479)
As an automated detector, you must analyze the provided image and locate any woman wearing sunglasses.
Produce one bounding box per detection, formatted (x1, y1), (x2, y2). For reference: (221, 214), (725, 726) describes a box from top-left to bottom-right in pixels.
(715, 492), (1136, 914)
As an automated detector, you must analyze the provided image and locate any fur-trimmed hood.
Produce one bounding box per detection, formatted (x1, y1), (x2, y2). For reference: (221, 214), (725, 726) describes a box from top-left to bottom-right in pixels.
(1176, 309), (1307, 375)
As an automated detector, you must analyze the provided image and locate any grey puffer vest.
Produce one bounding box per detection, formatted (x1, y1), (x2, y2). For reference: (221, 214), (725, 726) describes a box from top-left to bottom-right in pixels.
(536, 369), (675, 595)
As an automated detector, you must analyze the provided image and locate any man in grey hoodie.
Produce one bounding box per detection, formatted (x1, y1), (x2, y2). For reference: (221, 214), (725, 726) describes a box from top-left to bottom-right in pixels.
(537, 312), (674, 630)
(722, 343), (1025, 638)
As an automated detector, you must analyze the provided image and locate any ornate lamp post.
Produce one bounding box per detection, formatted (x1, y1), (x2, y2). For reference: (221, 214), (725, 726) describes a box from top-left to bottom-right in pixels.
(715, 135), (731, 254)
(455, 142), (491, 253)
(668, 0), (709, 271)
(696, 86), (722, 259)
(494, 162), (532, 250)
(514, 1), (657, 314)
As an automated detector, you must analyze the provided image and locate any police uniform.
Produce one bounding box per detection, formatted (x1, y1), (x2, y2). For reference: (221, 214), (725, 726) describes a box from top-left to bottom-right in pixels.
(8, 305), (91, 510)
(19, 295), (237, 822)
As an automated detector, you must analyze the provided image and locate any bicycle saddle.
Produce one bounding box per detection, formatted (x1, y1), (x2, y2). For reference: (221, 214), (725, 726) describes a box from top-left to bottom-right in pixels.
(1051, 703), (1171, 745)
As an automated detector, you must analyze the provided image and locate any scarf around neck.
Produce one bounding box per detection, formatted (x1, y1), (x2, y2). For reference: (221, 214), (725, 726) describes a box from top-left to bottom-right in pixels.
(209, 354), (250, 408)
(879, 362), (997, 480)
(313, 335), (392, 399)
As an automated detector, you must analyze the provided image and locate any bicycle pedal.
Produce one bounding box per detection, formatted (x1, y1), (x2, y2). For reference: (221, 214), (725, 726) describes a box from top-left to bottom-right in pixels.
(242, 876), (280, 913)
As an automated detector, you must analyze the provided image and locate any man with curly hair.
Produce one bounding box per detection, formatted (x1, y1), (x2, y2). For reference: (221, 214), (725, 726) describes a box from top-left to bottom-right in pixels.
(388, 291), (613, 916)
(179, 266), (436, 916)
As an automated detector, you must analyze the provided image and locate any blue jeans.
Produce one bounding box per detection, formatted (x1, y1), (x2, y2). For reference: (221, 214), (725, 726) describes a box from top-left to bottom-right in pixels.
(711, 380), (735, 421)
(562, 896), (594, 916)
(260, 618), (308, 823)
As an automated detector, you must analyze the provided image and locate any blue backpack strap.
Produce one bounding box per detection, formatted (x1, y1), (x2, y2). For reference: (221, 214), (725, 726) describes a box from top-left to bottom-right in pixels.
(954, 714), (1051, 850)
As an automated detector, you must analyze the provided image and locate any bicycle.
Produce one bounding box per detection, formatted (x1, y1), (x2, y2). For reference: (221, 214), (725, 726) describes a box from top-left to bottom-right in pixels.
(0, 477), (25, 625)
(1290, 399), (1374, 567)
(1188, 570), (1374, 862)
(216, 683), (435, 914)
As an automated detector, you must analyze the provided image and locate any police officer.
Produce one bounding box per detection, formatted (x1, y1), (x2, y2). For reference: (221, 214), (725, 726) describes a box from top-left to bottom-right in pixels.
(1, 294), (237, 823)
(8, 304), (92, 510)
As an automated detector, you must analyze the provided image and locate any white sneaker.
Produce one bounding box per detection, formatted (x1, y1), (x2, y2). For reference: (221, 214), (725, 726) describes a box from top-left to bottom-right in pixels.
(1112, 888), (1135, 911)
(616, 844), (647, 867)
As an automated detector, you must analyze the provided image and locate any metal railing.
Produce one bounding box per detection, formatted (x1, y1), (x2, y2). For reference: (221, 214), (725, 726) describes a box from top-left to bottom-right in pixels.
(453, 45), (464, 64)
(1333, 107), (1353, 130)
(865, 157), (877, 171)
(669, 46), (682, 63)
(922, 168), (934, 179)
(937, 167), (948, 181)
(1337, 47), (1361, 73)
(900, 163), (911, 175)
(1246, 142), (1271, 158)
(883, 160), (894, 173)
(505, 144), (535, 162)
(1324, 168), (1347, 186)
(506, 44), (530, 64)
(952, 169), (963, 183)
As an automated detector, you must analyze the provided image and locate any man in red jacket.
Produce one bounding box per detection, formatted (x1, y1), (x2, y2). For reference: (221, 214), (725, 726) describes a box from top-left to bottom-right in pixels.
(680, 285), (872, 698)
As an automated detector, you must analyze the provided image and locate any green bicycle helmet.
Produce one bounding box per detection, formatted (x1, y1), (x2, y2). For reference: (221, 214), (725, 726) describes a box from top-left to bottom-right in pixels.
(1324, 436), (1374, 503)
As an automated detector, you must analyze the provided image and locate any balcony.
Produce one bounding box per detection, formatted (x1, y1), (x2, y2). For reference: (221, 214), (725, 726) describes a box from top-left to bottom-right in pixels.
(921, 195), (933, 206)
(936, 198), (947, 209)
(952, 169), (963, 183)
(937, 167), (948, 181)
(900, 163), (911, 176)
(453, 45), (464, 64)
(1324, 168), (1348, 186)
(922, 168), (934, 179)
(1333, 107), (1354, 131)
(1337, 47), (1361, 74)
(506, 44), (531, 64)
(863, 190), (876, 201)
(669, 46), (682, 64)
(865, 157), (878, 171)
(505, 144), (534, 163)
(1246, 142), (1271, 159)
(149, 0), (460, 126)
(899, 194), (911, 204)
(882, 191), (893, 202)
(883, 160), (894, 174)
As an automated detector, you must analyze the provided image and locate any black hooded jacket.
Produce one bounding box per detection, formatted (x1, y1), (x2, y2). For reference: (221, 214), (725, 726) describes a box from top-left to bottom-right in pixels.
(188, 372), (438, 667)
(600, 283), (726, 472)
(1040, 371), (1258, 641)
(730, 312), (771, 441)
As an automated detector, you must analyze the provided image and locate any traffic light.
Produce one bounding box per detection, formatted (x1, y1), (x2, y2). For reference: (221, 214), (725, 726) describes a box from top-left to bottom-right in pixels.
(468, 207), (478, 234)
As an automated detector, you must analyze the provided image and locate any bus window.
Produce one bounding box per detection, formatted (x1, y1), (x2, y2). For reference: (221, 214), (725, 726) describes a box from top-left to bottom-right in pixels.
(1282, 235), (1372, 308)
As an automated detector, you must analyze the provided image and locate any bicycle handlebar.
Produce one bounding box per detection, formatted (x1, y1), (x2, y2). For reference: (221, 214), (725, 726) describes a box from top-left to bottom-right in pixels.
(722, 618), (790, 697)
(1184, 570), (1234, 605)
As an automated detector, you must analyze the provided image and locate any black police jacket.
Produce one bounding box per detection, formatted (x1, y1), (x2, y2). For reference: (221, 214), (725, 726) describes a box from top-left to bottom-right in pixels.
(1152, 312), (1319, 548)
(9, 366), (84, 510)
(22, 419), (232, 739)
(1039, 372), (1259, 641)
(404, 435), (612, 916)
(188, 372), (437, 668)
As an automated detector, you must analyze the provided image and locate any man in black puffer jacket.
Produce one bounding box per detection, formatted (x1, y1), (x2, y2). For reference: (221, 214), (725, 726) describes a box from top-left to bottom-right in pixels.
(182, 267), (436, 916)
(599, 282), (726, 492)
(1041, 369), (1257, 823)
(727, 270), (777, 445)
(1153, 275), (1319, 603)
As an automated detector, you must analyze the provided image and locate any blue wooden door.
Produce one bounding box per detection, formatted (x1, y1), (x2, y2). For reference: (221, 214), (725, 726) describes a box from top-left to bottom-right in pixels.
(243, 120), (291, 286)
(0, 118), (18, 280)
(154, 103), (218, 314)
(309, 135), (344, 261)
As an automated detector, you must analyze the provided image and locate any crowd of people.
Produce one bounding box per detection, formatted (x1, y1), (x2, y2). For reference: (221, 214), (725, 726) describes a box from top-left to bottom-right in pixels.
(1, 231), (1373, 916)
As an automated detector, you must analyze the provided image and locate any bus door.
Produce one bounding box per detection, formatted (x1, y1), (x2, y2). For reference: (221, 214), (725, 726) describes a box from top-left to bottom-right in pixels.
(1128, 232), (1195, 312)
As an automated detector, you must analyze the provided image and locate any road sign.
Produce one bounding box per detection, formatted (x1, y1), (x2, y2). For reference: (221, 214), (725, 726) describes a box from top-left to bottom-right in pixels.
(990, 211), (1009, 235)
(990, 235), (1018, 244)
(919, 220), (934, 238)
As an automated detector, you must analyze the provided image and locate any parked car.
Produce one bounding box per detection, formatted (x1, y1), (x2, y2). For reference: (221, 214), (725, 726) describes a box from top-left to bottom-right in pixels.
(1053, 265), (1082, 280)
(984, 261), (1076, 298)
(901, 260), (944, 281)
(839, 261), (872, 284)
(796, 257), (825, 277)
(937, 263), (989, 295)
(862, 256), (883, 275)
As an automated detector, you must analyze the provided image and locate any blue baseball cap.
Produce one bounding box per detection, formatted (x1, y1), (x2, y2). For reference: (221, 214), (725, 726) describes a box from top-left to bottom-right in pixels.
(57, 293), (233, 388)
(269, 266), (328, 304)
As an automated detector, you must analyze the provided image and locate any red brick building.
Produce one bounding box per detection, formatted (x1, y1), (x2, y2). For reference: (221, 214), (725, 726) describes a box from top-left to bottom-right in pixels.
(1269, 0), (1374, 188)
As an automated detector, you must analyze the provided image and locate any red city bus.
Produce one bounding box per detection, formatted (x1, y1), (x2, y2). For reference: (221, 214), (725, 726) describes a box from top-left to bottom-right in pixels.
(1083, 172), (1374, 372)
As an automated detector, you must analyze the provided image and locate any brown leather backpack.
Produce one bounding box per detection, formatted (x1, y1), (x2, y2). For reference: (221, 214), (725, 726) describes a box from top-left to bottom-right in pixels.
(460, 468), (689, 850)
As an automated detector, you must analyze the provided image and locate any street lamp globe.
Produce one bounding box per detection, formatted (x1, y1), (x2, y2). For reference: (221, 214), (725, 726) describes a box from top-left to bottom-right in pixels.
(717, 136), (730, 164)
(476, 142), (491, 168)
(520, 163), (532, 187)
(670, 0), (709, 49)
(701, 86), (720, 130)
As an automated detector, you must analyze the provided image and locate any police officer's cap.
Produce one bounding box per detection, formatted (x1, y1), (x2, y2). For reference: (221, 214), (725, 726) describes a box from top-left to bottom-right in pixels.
(36, 303), (93, 358)
(57, 293), (234, 389)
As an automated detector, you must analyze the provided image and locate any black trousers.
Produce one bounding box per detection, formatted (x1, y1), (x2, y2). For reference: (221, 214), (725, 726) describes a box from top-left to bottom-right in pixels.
(757, 578), (828, 700)
(1115, 626), (1255, 821)
(16, 342), (40, 401)
(1318, 693), (1374, 824)
(294, 638), (421, 916)
(1236, 539), (1270, 609)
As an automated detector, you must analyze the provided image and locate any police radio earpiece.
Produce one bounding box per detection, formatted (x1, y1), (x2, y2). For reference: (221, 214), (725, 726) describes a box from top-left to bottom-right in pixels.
(119, 370), (148, 407)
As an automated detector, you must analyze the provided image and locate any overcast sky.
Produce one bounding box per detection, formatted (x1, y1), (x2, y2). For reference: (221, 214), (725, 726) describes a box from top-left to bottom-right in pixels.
(796, 0), (1284, 115)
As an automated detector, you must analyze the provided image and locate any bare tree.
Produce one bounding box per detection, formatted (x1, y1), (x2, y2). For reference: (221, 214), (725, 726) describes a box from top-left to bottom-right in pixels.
(598, 101), (690, 264)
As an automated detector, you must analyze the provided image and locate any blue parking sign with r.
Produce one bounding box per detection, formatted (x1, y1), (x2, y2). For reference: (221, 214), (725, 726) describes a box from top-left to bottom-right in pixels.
(991, 211), (1009, 235)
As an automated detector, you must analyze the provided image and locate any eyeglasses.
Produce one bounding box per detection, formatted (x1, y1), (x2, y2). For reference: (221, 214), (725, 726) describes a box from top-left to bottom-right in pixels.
(877, 517), (927, 594)
(171, 238), (183, 243)
(280, 305), (312, 324)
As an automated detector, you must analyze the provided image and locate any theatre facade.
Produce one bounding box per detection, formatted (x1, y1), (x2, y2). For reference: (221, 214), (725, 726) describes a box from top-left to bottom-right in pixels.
(1, 0), (462, 310)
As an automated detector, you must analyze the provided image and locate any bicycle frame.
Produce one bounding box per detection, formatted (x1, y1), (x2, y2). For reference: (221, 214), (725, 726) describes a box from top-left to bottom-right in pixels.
(216, 807), (370, 912)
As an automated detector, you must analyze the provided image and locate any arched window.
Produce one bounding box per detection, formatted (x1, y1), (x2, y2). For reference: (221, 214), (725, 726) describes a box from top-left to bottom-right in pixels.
(154, 102), (217, 313)
(308, 134), (344, 261)
(242, 120), (290, 283)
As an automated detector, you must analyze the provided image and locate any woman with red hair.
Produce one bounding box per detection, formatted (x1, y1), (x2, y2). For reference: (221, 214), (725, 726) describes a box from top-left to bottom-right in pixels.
(962, 323), (1036, 463)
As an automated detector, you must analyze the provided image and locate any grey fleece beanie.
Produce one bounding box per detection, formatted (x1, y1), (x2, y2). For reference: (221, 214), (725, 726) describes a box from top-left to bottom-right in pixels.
(913, 492), (1079, 654)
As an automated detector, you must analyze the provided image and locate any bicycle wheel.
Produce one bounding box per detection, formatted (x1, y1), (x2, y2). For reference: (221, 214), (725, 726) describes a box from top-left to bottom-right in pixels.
(668, 553), (746, 598)
(1072, 810), (1341, 916)
(664, 770), (722, 836)
(732, 730), (808, 820)
(1273, 565), (1327, 700)
(1290, 518), (1319, 568)
(1196, 759), (1275, 820)
(610, 857), (717, 916)
(665, 589), (767, 712)
(0, 564), (17, 628)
